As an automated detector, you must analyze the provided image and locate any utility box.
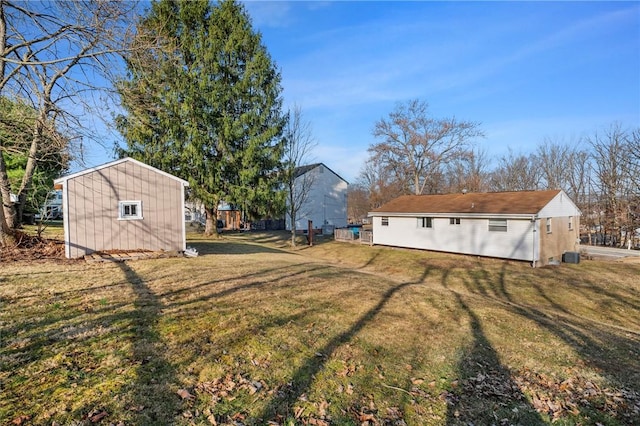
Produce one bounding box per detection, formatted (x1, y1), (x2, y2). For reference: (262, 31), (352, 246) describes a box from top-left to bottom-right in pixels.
(562, 251), (580, 264)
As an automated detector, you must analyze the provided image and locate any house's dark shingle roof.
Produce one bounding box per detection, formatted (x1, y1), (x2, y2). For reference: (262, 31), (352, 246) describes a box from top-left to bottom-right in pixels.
(294, 163), (348, 184)
(294, 163), (322, 179)
(371, 190), (562, 215)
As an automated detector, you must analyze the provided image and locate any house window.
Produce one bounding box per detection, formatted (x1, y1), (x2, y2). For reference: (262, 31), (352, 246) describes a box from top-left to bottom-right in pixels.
(488, 218), (508, 232)
(546, 218), (552, 233)
(449, 218), (461, 225)
(119, 201), (142, 220)
(568, 216), (573, 230)
(419, 217), (433, 228)
(381, 217), (389, 226)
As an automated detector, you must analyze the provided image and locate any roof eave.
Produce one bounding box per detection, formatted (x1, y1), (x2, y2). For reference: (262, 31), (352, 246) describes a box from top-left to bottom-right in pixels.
(368, 212), (538, 219)
(54, 157), (189, 187)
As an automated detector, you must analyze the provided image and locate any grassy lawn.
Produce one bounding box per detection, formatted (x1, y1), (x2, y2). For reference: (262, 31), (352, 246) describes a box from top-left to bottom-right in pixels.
(1, 231), (639, 425)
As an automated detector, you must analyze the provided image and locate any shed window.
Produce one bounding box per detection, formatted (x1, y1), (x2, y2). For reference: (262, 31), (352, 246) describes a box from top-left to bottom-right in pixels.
(419, 217), (433, 228)
(449, 218), (461, 225)
(568, 216), (573, 230)
(119, 201), (142, 220)
(488, 218), (507, 232)
(546, 218), (552, 233)
(381, 217), (389, 226)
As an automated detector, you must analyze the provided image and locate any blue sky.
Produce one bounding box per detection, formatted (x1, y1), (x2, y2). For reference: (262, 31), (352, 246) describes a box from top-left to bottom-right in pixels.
(82, 1), (639, 184)
(240, 0), (639, 183)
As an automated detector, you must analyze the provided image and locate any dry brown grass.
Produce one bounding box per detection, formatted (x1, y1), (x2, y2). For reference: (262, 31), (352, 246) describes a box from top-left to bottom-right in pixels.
(1, 231), (638, 425)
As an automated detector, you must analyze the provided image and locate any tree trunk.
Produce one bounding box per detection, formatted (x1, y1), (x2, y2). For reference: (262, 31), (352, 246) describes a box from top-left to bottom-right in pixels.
(204, 205), (217, 236)
(0, 151), (17, 233)
(415, 173), (421, 195)
(10, 105), (47, 228)
(0, 193), (15, 246)
(290, 210), (296, 247)
(0, 152), (15, 245)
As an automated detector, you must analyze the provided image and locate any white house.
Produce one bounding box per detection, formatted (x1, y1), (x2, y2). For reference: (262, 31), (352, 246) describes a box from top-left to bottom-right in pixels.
(287, 163), (348, 233)
(36, 190), (63, 220)
(369, 190), (581, 267)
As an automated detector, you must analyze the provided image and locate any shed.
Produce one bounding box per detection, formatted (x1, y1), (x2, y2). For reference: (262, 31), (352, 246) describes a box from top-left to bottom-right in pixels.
(369, 190), (580, 267)
(54, 158), (189, 258)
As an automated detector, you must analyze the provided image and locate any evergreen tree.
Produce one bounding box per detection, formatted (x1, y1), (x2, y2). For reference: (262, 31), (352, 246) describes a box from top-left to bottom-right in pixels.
(117, 0), (286, 234)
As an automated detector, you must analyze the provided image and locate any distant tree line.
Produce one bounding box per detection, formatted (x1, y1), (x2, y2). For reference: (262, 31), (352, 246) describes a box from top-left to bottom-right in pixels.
(349, 100), (640, 248)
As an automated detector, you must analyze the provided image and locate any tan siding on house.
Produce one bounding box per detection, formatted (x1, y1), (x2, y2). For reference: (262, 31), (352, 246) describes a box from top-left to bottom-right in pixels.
(538, 216), (581, 265)
(64, 160), (185, 258)
(148, 166), (159, 250)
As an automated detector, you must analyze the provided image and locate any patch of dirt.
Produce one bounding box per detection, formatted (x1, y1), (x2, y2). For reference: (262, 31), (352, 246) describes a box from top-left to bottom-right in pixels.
(0, 231), (65, 262)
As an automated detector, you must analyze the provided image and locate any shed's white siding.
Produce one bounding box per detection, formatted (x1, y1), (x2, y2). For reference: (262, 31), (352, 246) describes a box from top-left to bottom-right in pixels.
(287, 164), (348, 231)
(372, 215), (536, 261)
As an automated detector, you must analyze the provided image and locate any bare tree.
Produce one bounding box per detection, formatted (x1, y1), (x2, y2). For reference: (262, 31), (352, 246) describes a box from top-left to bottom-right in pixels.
(444, 148), (491, 193)
(489, 149), (541, 192)
(563, 146), (590, 204)
(283, 105), (317, 247)
(537, 139), (574, 190)
(629, 129), (640, 248)
(588, 123), (636, 247)
(346, 184), (370, 224)
(625, 128), (640, 197)
(370, 99), (483, 195)
(349, 156), (407, 222)
(0, 0), (137, 244)
(357, 157), (407, 209)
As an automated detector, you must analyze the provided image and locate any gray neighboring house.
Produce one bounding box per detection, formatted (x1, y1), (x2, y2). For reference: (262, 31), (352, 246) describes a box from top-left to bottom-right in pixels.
(287, 163), (348, 232)
(54, 157), (189, 259)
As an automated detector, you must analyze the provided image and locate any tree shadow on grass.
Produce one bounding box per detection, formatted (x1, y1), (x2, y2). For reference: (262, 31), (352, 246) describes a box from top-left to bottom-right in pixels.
(2, 262), (182, 424)
(475, 263), (640, 392)
(444, 289), (545, 425)
(116, 261), (180, 424)
(158, 262), (328, 314)
(187, 240), (291, 255)
(256, 267), (433, 422)
(457, 262), (640, 423)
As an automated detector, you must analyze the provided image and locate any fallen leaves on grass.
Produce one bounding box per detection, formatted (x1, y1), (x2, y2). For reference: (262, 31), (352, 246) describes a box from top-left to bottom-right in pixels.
(514, 368), (640, 423)
(87, 409), (108, 423)
(437, 365), (640, 423)
(193, 374), (411, 425)
(177, 388), (195, 400)
(11, 415), (30, 425)
(336, 360), (362, 377)
(347, 400), (407, 426)
(196, 373), (267, 404)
